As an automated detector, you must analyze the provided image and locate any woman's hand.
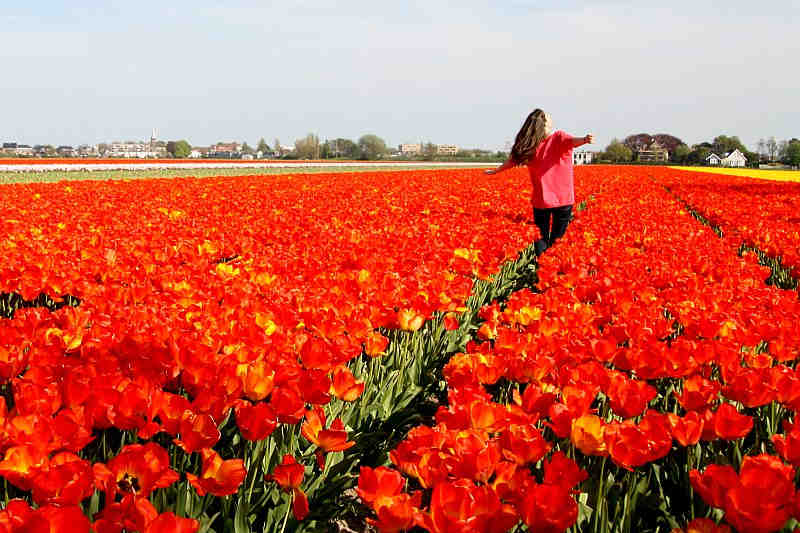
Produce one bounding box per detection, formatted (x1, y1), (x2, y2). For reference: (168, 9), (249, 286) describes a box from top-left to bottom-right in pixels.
(584, 134), (594, 144)
(486, 158), (515, 175)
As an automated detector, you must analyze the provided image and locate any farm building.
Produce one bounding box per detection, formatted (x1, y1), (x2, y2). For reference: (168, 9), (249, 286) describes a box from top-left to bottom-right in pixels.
(436, 144), (459, 155)
(399, 143), (421, 155)
(720, 149), (747, 167)
(573, 151), (594, 165)
(637, 140), (668, 162)
(706, 150), (747, 167)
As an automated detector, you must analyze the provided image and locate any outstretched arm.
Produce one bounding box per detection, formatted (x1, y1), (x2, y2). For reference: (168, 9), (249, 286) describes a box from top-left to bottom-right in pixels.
(572, 134), (594, 148)
(484, 157), (516, 175)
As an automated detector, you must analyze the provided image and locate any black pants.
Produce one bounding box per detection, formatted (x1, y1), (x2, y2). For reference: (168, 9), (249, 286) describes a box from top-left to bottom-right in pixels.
(533, 205), (573, 255)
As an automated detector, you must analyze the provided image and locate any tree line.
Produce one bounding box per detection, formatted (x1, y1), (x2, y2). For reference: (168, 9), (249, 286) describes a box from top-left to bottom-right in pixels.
(157, 134), (507, 162)
(757, 137), (800, 166)
(274, 134), (503, 161)
(159, 134), (391, 160)
(289, 134), (388, 160)
(597, 133), (800, 167)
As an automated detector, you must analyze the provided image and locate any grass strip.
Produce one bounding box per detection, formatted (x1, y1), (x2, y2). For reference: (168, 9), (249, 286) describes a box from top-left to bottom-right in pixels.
(0, 291), (81, 319)
(737, 244), (798, 290)
(0, 165), (491, 184)
(661, 184), (724, 238)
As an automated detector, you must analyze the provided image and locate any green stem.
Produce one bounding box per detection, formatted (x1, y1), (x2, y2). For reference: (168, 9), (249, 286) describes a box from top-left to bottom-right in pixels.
(733, 439), (742, 469)
(688, 445), (695, 521)
(592, 457), (607, 533)
(278, 492), (293, 533)
(769, 401), (778, 437)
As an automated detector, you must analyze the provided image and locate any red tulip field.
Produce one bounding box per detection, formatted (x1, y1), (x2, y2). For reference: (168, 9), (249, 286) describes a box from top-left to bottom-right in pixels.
(1, 166), (799, 532)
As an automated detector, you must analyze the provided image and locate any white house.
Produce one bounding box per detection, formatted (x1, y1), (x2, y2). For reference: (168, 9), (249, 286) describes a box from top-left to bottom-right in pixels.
(706, 150), (746, 167)
(720, 149), (747, 167)
(399, 143), (421, 155)
(76, 145), (97, 157)
(109, 141), (162, 158)
(436, 144), (459, 155)
(573, 151), (594, 165)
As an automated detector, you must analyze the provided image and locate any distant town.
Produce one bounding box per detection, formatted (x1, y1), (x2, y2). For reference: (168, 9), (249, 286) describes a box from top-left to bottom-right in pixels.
(2, 130), (798, 168)
(0, 130), (507, 162)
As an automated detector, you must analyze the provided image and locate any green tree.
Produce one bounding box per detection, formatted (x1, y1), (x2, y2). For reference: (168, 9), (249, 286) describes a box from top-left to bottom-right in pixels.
(241, 142), (255, 155)
(652, 134), (685, 155)
(327, 138), (358, 159)
(175, 140), (191, 158)
(421, 142), (437, 160)
(671, 144), (691, 163)
(766, 136), (778, 161)
(623, 133), (653, 153)
(604, 139), (632, 163)
(166, 140), (191, 158)
(686, 146), (711, 165)
(320, 140), (331, 159)
(712, 135), (748, 157)
(357, 134), (387, 160)
(256, 138), (270, 155)
(784, 140), (800, 166)
(295, 133), (320, 159)
(274, 138), (282, 157)
(757, 138), (767, 159)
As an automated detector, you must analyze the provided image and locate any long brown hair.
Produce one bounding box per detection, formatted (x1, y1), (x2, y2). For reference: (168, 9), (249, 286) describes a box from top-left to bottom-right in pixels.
(510, 109), (549, 165)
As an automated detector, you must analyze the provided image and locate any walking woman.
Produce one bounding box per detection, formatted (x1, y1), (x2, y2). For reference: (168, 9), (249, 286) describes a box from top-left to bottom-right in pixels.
(486, 109), (593, 255)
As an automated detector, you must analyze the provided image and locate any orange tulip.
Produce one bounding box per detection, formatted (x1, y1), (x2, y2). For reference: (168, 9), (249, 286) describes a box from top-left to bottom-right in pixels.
(712, 403), (753, 441)
(268, 455), (310, 521)
(356, 466), (406, 508)
(570, 414), (607, 456)
(364, 330), (389, 357)
(268, 454), (305, 490)
(398, 308), (425, 332)
(301, 406), (355, 452)
(173, 411), (221, 454)
(670, 518), (732, 533)
(0, 445), (48, 491)
(235, 402), (278, 441)
(667, 412), (704, 447)
(330, 365), (365, 402)
(92, 443), (179, 501)
(186, 448), (246, 497)
(145, 512), (200, 533)
(240, 360), (275, 401)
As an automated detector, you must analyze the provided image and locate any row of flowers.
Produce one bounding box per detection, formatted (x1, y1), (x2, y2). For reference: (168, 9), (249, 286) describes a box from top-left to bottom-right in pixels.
(358, 170), (800, 532)
(655, 168), (800, 280)
(0, 168), (590, 530)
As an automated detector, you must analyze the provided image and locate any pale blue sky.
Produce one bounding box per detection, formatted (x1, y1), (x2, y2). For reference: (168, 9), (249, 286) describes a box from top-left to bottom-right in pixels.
(2, 1), (798, 151)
